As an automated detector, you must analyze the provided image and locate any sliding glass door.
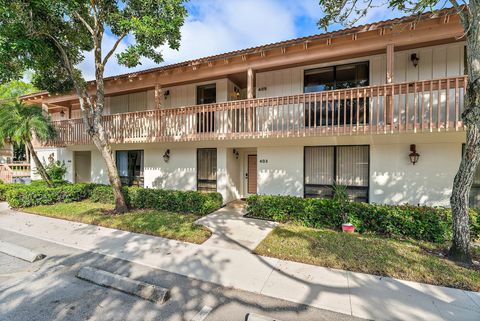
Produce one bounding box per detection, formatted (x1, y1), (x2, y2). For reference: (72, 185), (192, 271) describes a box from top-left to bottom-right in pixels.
(196, 84), (216, 133)
(304, 62), (369, 127)
(116, 150), (144, 187)
(304, 145), (369, 202)
(197, 148), (217, 192)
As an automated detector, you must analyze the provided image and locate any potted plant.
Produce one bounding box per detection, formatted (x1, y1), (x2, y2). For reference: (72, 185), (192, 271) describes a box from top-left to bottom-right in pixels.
(332, 182), (355, 233)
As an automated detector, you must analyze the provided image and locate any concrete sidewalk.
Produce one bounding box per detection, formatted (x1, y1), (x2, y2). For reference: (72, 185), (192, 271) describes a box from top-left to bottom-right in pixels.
(0, 203), (479, 321)
(195, 204), (277, 251)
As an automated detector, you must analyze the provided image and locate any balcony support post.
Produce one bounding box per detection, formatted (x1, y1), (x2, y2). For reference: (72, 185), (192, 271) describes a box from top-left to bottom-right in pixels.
(247, 68), (254, 99)
(386, 44), (394, 126)
(155, 84), (162, 109)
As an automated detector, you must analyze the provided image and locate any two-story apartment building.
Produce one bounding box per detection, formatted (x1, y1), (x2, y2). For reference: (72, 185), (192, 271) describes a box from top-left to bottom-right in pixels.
(22, 8), (480, 208)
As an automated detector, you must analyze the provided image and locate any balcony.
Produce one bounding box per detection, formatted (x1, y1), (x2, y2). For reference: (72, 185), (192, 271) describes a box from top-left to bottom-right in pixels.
(47, 76), (466, 147)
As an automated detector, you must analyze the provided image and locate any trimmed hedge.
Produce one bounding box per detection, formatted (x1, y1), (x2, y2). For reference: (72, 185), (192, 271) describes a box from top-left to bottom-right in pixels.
(3, 182), (223, 216)
(0, 180), (71, 201)
(6, 183), (93, 208)
(90, 184), (222, 215)
(246, 195), (480, 243)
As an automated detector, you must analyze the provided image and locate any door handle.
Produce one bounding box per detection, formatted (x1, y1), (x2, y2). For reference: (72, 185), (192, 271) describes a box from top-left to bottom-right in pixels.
(245, 173), (248, 179)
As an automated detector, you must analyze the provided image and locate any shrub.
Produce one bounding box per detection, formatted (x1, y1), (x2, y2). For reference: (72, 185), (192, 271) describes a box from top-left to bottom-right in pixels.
(246, 195), (480, 243)
(5, 181), (222, 215)
(0, 183), (25, 201)
(90, 185), (222, 215)
(89, 184), (116, 203)
(30, 179), (69, 187)
(5, 183), (93, 208)
(45, 160), (68, 180)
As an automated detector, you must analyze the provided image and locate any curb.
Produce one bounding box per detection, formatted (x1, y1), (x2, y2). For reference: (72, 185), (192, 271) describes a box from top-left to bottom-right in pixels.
(76, 266), (169, 303)
(0, 240), (46, 262)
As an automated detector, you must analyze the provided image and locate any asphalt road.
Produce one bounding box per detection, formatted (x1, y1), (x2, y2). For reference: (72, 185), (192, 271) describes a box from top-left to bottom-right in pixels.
(0, 228), (367, 321)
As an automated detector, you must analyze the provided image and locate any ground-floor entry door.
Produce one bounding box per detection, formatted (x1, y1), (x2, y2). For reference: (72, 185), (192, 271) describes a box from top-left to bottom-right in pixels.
(247, 154), (257, 194)
(74, 151), (91, 183)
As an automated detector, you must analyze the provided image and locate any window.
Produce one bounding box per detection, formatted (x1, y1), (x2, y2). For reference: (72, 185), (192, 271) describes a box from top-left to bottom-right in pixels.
(196, 84), (216, 133)
(116, 150), (144, 187)
(304, 145), (369, 202)
(197, 148), (217, 192)
(108, 90), (155, 114)
(304, 62), (369, 127)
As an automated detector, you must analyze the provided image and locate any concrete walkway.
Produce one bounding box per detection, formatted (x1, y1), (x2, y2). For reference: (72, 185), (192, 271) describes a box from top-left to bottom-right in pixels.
(0, 203), (479, 321)
(195, 202), (277, 251)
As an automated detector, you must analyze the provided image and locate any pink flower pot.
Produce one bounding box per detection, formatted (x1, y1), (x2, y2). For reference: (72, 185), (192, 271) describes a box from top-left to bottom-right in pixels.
(342, 223), (355, 233)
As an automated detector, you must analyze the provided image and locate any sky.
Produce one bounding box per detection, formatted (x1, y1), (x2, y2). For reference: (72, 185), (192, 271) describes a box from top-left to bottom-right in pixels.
(78, 0), (408, 80)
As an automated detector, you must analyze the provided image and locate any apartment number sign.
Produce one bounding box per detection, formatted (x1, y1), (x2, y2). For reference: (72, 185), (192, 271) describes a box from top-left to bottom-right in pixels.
(259, 159), (268, 164)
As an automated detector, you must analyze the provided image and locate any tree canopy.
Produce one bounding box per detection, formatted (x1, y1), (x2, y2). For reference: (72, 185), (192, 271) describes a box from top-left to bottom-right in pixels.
(0, 80), (37, 101)
(0, 0), (187, 93)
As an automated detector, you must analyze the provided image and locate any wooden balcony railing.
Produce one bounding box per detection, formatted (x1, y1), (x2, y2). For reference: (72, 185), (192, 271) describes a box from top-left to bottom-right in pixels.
(0, 163), (31, 183)
(47, 76), (467, 146)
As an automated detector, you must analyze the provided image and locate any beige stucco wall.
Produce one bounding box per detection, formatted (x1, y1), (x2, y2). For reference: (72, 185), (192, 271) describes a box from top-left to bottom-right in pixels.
(144, 147), (196, 190)
(40, 130), (465, 207)
(370, 142), (461, 206)
(257, 145), (304, 197)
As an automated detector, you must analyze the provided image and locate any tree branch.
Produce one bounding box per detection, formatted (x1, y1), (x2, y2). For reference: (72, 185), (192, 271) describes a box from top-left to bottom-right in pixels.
(102, 32), (126, 66)
(73, 12), (94, 36)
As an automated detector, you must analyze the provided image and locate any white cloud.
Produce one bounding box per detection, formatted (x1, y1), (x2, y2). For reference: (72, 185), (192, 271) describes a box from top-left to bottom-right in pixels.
(76, 0), (396, 80)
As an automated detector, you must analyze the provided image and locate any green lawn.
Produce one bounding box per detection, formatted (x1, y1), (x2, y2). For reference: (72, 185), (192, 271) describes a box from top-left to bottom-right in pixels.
(254, 224), (480, 291)
(22, 200), (211, 244)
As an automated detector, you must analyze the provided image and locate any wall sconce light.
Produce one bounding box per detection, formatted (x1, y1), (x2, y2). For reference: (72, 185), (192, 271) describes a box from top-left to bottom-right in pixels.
(233, 149), (239, 159)
(409, 144), (420, 165)
(410, 53), (419, 68)
(163, 90), (170, 99)
(163, 149), (170, 163)
(60, 109), (65, 118)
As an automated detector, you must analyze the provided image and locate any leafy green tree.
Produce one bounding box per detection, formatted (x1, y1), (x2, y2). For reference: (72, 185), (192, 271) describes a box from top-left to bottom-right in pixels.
(0, 0), (187, 213)
(0, 80), (37, 102)
(0, 80), (37, 160)
(0, 102), (56, 186)
(318, 1), (479, 264)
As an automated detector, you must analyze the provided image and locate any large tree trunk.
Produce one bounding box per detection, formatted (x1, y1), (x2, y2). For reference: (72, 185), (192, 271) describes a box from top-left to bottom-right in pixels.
(449, 124), (480, 264)
(91, 133), (128, 213)
(25, 139), (53, 187)
(90, 26), (128, 214)
(449, 4), (480, 264)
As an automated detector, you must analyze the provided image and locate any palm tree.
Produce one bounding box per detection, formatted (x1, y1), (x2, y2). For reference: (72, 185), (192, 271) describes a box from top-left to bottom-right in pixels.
(0, 102), (56, 186)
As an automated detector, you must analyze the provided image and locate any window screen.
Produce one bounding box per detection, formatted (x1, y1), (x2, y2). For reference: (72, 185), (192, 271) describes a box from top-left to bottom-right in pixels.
(116, 150), (144, 187)
(304, 145), (369, 202)
(197, 148), (217, 192)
